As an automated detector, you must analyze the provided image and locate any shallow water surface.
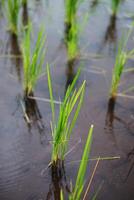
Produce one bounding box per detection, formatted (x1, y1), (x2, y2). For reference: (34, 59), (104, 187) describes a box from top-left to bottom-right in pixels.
(0, 0), (134, 199)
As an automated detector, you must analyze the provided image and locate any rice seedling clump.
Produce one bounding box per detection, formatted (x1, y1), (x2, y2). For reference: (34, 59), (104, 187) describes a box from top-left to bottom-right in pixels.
(47, 66), (86, 164)
(4, 0), (21, 35)
(21, 24), (46, 97)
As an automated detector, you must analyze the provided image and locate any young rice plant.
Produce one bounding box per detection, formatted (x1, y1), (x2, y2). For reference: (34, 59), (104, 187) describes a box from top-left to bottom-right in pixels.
(21, 24), (46, 97)
(111, 0), (121, 16)
(65, 0), (81, 61)
(110, 27), (134, 99)
(60, 125), (93, 200)
(69, 125), (93, 200)
(65, 0), (83, 26)
(65, 0), (88, 61)
(4, 0), (21, 35)
(47, 65), (86, 164)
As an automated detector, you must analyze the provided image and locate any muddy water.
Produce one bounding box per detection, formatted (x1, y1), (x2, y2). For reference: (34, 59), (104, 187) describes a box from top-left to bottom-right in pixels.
(0, 0), (134, 199)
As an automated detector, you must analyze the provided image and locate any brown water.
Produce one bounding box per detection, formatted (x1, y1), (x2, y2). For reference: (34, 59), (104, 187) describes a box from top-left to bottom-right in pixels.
(0, 0), (134, 199)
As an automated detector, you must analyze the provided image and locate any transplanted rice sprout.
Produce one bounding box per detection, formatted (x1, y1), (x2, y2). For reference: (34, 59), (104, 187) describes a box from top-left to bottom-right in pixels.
(22, 0), (27, 5)
(66, 18), (78, 61)
(65, 0), (88, 61)
(69, 125), (93, 200)
(110, 27), (134, 100)
(65, 0), (80, 61)
(4, 0), (21, 35)
(47, 65), (86, 164)
(60, 125), (93, 200)
(110, 41), (127, 99)
(106, 26), (134, 126)
(21, 24), (46, 97)
(65, 0), (82, 27)
(111, 0), (121, 16)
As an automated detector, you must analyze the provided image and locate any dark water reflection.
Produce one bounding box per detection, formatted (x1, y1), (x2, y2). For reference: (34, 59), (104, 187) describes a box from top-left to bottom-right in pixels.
(65, 59), (76, 94)
(23, 93), (45, 137)
(10, 33), (22, 82)
(104, 15), (117, 47)
(105, 97), (116, 128)
(123, 148), (134, 182)
(22, 1), (29, 27)
(46, 160), (70, 200)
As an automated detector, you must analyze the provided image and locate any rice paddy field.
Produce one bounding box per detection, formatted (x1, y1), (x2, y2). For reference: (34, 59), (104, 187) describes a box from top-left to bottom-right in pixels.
(0, 0), (134, 200)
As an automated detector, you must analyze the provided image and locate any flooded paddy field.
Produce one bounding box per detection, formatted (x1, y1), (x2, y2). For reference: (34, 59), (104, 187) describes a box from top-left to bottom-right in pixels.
(0, 0), (134, 199)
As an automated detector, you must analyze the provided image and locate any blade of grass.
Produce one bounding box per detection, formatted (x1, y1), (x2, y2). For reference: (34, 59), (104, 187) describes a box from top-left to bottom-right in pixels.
(47, 64), (55, 126)
(70, 125), (93, 200)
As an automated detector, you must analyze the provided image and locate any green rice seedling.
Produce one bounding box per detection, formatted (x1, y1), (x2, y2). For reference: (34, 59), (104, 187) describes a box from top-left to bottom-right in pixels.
(107, 27), (134, 127)
(65, 0), (76, 27)
(111, 0), (121, 16)
(67, 18), (79, 61)
(65, 0), (84, 27)
(65, 0), (88, 61)
(65, 0), (79, 61)
(107, 49), (123, 127)
(110, 40), (127, 99)
(22, 0), (27, 5)
(65, 0), (84, 61)
(21, 24), (46, 97)
(69, 125), (93, 200)
(60, 125), (93, 200)
(110, 28), (134, 100)
(47, 65), (86, 164)
(4, 0), (21, 35)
